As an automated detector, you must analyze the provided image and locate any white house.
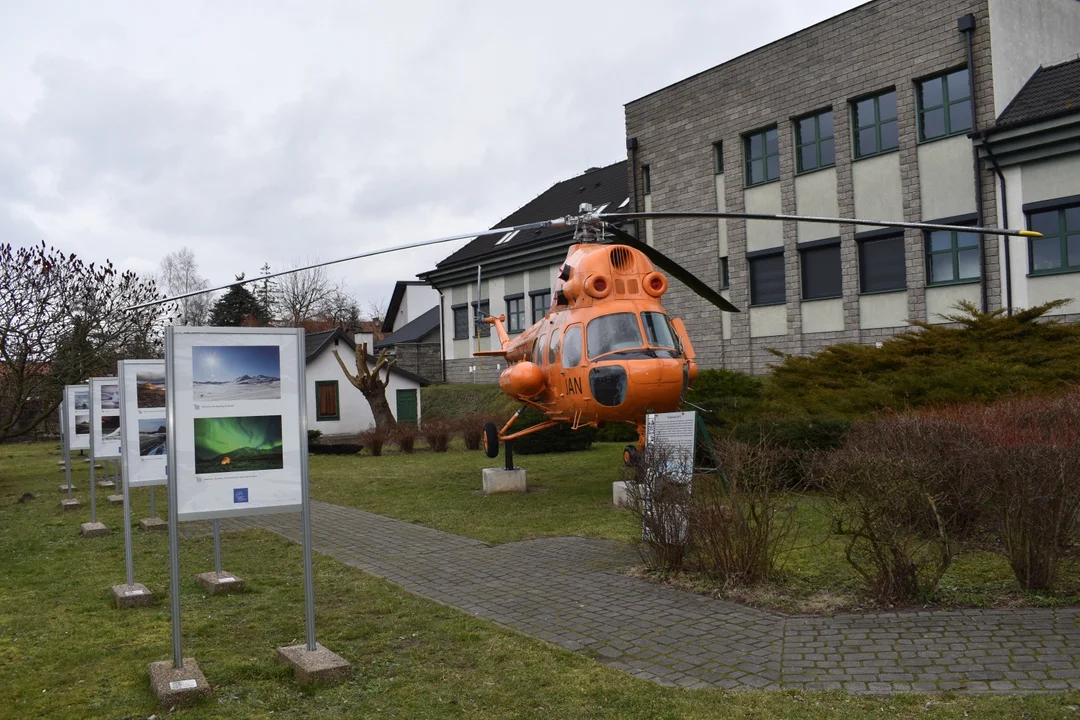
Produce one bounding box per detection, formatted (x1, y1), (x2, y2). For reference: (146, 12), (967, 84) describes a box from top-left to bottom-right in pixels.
(305, 328), (427, 436)
(382, 281), (440, 334)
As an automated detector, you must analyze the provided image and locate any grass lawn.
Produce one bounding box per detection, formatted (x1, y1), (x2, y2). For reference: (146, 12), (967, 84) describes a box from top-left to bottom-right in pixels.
(310, 442), (1080, 615)
(4, 442), (1080, 718)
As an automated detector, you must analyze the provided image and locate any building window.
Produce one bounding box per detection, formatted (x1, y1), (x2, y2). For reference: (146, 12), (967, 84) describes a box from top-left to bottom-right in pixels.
(505, 294), (525, 333)
(718, 256), (730, 290)
(853, 90), (898, 158)
(713, 141), (724, 174)
(1028, 204), (1080, 275)
(642, 165), (651, 194)
(530, 289), (550, 324)
(452, 304), (469, 340)
(918, 68), (971, 141)
(796, 110), (835, 173)
(315, 381), (339, 421)
(926, 229), (980, 284)
(471, 299), (490, 337)
(858, 234), (907, 292)
(748, 251), (785, 305)
(800, 243), (843, 299)
(744, 127), (780, 186)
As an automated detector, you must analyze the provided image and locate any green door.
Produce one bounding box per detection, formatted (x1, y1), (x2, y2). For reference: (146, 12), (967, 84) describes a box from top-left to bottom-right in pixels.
(396, 389), (418, 424)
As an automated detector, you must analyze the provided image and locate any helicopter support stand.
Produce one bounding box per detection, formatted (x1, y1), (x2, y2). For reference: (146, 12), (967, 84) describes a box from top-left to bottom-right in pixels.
(482, 440), (526, 494)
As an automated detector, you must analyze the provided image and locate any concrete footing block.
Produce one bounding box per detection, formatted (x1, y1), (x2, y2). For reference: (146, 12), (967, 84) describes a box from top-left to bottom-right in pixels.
(58, 484), (77, 492)
(482, 467), (527, 494)
(148, 658), (211, 708)
(613, 481), (629, 508)
(97, 480), (115, 490)
(61, 498), (81, 511)
(141, 517), (168, 532)
(80, 521), (109, 537)
(276, 643), (353, 685)
(195, 571), (244, 595)
(112, 583), (154, 608)
(107, 494), (124, 505)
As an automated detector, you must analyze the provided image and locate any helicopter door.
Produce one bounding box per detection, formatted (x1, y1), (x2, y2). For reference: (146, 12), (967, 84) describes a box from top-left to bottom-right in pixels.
(559, 324), (586, 400)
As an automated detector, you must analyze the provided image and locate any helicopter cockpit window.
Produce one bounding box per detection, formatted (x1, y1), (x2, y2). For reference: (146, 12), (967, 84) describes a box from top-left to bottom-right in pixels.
(587, 313), (643, 359)
(536, 333), (549, 366)
(548, 328), (560, 365)
(563, 325), (583, 367)
(641, 312), (680, 351)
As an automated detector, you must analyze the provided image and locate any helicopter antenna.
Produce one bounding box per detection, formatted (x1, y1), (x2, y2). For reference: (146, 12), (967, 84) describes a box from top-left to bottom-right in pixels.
(475, 264), (483, 371)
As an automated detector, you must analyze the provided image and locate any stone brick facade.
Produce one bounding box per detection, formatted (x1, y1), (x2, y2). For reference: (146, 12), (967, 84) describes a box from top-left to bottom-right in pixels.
(624, 0), (1002, 374)
(388, 343), (443, 384)
(444, 357), (503, 385)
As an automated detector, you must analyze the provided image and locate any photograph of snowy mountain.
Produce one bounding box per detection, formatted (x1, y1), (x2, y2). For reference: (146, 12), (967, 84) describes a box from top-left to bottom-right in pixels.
(192, 345), (281, 401)
(101, 415), (121, 440)
(139, 418), (167, 456)
(75, 414), (90, 435)
(74, 390), (89, 410)
(100, 383), (121, 410)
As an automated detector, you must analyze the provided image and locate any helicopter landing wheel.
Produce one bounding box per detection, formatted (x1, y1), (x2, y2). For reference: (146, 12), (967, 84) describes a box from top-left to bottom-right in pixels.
(623, 445), (639, 466)
(483, 422), (500, 459)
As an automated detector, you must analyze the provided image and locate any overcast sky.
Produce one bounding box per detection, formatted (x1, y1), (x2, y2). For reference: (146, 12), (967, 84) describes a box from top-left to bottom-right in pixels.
(1, 0), (866, 315)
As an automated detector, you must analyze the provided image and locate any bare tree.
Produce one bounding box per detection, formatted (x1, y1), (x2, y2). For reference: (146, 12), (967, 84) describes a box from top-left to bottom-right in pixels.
(0, 242), (164, 442)
(333, 341), (397, 429)
(273, 256), (346, 328)
(158, 247), (211, 325)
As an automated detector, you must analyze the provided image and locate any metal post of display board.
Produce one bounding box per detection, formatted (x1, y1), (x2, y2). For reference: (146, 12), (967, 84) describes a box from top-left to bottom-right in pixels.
(89, 432), (98, 521)
(123, 457), (135, 586)
(213, 520), (222, 573)
(296, 331), (317, 652)
(63, 398), (73, 499)
(150, 486), (157, 517)
(165, 330), (185, 670)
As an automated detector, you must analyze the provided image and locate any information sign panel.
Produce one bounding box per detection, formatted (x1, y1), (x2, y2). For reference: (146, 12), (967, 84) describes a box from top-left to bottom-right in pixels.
(65, 384), (91, 451)
(645, 411), (696, 485)
(166, 327), (303, 520)
(90, 376), (122, 458)
(119, 359), (168, 488)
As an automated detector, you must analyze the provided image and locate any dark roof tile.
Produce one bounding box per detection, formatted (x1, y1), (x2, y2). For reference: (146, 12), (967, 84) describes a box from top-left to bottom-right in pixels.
(374, 306), (439, 348)
(993, 56), (1080, 131)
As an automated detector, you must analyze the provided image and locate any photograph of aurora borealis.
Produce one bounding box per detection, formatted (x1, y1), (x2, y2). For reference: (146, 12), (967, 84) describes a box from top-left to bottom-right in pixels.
(193, 415), (283, 474)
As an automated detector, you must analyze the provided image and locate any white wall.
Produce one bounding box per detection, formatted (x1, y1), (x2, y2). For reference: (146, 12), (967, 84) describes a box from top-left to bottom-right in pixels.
(989, 0), (1080, 116)
(306, 347), (423, 434)
(391, 284), (439, 332)
(744, 181), (783, 251)
(853, 152), (903, 232)
(918, 136), (976, 220)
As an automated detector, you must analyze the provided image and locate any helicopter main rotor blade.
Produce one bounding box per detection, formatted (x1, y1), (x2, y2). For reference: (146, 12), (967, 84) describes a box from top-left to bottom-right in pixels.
(124, 219), (567, 311)
(603, 224), (740, 313)
(600, 211), (1041, 238)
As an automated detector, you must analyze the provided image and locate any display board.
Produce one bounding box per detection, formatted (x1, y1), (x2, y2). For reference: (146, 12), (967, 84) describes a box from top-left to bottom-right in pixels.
(167, 327), (304, 520)
(90, 376), (122, 458)
(644, 411), (696, 485)
(119, 359), (168, 488)
(65, 384), (91, 451)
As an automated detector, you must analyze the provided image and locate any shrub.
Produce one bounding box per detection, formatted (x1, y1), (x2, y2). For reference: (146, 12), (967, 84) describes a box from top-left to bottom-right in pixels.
(687, 440), (798, 585)
(814, 429), (953, 604)
(458, 414), (486, 451)
(687, 369), (764, 429)
(357, 426), (387, 457)
(512, 407), (595, 455)
(421, 417), (453, 453)
(623, 442), (692, 572)
(307, 429), (323, 444)
(390, 422), (418, 454)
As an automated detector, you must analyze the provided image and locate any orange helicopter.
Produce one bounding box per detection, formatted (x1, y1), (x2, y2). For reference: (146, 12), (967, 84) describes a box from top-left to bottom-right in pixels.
(127, 204), (1040, 466)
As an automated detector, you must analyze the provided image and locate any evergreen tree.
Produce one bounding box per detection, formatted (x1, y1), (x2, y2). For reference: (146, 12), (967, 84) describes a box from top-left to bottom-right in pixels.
(209, 274), (271, 326)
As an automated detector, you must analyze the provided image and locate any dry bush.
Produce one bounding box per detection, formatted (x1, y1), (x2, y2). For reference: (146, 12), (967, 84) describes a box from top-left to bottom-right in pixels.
(357, 425), (388, 457)
(458, 414), (486, 451)
(814, 429), (953, 604)
(421, 417), (453, 453)
(623, 442), (693, 572)
(687, 440), (798, 585)
(390, 422), (418, 454)
(961, 391), (1080, 590)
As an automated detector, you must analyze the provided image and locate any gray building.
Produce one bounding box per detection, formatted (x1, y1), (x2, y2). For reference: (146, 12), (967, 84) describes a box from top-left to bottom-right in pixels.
(624, 0), (1080, 373)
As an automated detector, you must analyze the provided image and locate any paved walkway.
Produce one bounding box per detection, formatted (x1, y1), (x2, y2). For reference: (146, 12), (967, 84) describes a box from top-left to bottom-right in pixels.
(187, 502), (1080, 694)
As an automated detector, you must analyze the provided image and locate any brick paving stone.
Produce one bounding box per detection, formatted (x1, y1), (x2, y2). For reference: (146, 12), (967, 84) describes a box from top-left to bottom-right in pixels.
(194, 501), (1080, 695)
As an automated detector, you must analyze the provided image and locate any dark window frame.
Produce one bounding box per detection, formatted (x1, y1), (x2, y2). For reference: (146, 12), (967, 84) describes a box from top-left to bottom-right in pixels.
(718, 256), (730, 290)
(713, 141), (724, 174)
(470, 299), (490, 337)
(314, 380), (340, 421)
(857, 233), (908, 294)
(917, 67), (972, 142)
(744, 126), (780, 187)
(1026, 200), (1080, 277)
(642, 165), (651, 194)
(925, 227), (981, 286)
(748, 249), (786, 306)
(529, 288), (550, 324)
(795, 109), (836, 173)
(451, 303), (469, 340)
(504, 293), (525, 333)
(852, 89), (899, 159)
(799, 240), (843, 300)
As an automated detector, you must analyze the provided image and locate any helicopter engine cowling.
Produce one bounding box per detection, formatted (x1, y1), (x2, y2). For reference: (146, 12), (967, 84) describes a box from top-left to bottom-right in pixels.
(500, 361), (545, 399)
